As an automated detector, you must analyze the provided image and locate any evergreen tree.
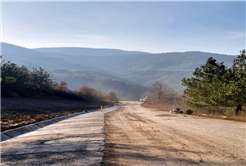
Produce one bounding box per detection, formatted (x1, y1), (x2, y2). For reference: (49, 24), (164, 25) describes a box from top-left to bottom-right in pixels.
(230, 50), (246, 115)
(182, 50), (246, 115)
(182, 57), (228, 106)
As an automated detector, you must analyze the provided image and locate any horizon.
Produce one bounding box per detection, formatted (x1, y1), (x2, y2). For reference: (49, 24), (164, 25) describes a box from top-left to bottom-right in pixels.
(1, 42), (239, 56)
(1, 1), (245, 55)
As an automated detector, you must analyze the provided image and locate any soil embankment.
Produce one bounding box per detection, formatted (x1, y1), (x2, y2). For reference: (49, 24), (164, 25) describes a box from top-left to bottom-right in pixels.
(1, 97), (106, 132)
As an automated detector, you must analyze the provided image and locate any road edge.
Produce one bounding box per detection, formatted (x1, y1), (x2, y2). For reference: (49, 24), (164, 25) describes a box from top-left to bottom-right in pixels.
(1, 107), (103, 142)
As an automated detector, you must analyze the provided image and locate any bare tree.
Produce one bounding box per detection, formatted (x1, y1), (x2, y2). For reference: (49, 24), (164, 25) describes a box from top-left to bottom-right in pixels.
(151, 81), (175, 103)
(165, 89), (179, 104)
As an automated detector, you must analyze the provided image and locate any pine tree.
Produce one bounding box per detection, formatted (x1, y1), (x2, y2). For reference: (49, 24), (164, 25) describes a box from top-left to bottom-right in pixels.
(182, 50), (246, 115)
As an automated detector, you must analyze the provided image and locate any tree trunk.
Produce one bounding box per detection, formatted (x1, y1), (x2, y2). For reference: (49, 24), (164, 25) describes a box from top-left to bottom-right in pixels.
(158, 93), (161, 103)
(235, 103), (242, 116)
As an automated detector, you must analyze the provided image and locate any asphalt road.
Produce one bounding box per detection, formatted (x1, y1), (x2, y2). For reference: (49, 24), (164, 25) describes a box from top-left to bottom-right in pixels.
(1, 105), (121, 166)
(104, 101), (246, 166)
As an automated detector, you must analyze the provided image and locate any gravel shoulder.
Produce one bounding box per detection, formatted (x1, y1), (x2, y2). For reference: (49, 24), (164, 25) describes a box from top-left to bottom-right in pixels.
(104, 101), (246, 166)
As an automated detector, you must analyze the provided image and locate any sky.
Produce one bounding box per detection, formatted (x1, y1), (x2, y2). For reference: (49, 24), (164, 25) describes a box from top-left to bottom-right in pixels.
(1, 1), (245, 55)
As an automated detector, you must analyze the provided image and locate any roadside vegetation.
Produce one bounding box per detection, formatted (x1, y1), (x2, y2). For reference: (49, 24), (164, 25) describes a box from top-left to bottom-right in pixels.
(142, 50), (246, 122)
(1, 60), (119, 103)
(1, 60), (119, 131)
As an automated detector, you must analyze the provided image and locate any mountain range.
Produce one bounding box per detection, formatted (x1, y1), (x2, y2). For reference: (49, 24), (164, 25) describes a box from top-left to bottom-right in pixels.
(1, 42), (237, 99)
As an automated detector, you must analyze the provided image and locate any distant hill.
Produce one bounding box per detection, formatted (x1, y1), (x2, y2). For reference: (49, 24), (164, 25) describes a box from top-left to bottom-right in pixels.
(34, 47), (149, 56)
(1, 42), (237, 96)
(53, 70), (149, 100)
(35, 47), (235, 93)
(1, 43), (149, 99)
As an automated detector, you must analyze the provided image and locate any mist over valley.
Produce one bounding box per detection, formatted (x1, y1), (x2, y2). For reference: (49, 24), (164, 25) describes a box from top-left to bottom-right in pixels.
(2, 42), (236, 99)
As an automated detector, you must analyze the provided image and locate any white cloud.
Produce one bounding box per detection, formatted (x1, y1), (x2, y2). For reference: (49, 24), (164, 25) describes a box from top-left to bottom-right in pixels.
(224, 31), (245, 40)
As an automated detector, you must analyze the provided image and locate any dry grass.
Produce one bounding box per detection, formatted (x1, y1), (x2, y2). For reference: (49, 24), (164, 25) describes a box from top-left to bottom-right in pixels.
(142, 103), (177, 112)
(142, 102), (246, 122)
(192, 112), (246, 122)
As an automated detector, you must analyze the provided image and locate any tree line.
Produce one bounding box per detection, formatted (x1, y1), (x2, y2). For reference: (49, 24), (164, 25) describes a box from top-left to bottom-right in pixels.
(182, 50), (246, 115)
(1, 60), (119, 103)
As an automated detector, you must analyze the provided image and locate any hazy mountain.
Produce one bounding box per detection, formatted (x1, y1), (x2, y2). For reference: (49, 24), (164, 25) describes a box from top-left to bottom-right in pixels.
(53, 70), (149, 100)
(34, 47), (149, 56)
(34, 46), (235, 73)
(1, 42), (237, 97)
(1, 43), (149, 99)
(1, 42), (44, 62)
(35, 47), (236, 93)
(74, 51), (235, 71)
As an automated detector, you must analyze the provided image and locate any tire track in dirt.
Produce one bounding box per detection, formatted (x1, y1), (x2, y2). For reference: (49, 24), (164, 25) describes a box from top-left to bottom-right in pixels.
(104, 101), (246, 166)
(123, 108), (205, 165)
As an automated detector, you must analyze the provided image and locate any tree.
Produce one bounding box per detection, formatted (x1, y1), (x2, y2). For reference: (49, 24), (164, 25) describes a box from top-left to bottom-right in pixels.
(1, 61), (54, 96)
(29, 67), (53, 91)
(230, 50), (246, 115)
(76, 85), (97, 95)
(56, 81), (68, 91)
(1, 61), (20, 90)
(107, 91), (119, 103)
(0, 60), (109, 102)
(95, 88), (107, 100)
(150, 81), (174, 103)
(182, 50), (246, 115)
(233, 50), (246, 73)
(182, 57), (229, 106)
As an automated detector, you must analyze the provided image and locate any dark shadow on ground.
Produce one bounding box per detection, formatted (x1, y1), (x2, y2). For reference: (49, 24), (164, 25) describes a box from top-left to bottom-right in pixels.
(103, 143), (238, 166)
(1, 134), (104, 166)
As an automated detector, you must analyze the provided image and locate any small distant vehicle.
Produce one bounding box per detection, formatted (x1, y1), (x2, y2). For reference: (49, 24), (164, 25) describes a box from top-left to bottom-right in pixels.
(142, 96), (148, 102)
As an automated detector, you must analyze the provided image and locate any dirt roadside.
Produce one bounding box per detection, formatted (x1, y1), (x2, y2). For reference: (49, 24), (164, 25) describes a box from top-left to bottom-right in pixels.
(1, 97), (108, 132)
(104, 101), (246, 166)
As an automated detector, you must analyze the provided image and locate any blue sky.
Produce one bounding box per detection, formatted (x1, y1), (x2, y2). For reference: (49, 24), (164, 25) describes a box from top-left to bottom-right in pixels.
(1, 1), (245, 55)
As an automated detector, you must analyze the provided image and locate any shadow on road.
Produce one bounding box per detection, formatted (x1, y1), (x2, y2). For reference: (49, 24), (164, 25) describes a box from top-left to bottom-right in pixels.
(103, 143), (225, 166)
(1, 134), (104, 166)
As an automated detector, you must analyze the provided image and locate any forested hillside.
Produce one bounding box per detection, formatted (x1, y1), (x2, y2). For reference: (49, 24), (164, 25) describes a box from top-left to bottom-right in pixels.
(1, 43), (149, 99)
(2, 42), (236, 97)
(34, 46), (236, 93)
(1, 60), (121, 103)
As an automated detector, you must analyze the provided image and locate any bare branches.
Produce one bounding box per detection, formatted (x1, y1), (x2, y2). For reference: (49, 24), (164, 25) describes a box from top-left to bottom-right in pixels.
(150, 81), (178, 104)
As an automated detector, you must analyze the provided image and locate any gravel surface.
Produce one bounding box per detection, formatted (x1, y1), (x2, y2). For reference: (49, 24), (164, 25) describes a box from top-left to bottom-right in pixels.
(104, 101), (246, 166)
(1, 105), (121, 166)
